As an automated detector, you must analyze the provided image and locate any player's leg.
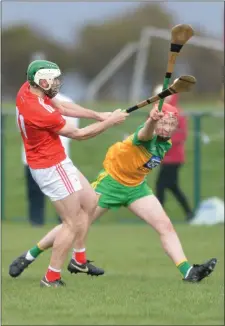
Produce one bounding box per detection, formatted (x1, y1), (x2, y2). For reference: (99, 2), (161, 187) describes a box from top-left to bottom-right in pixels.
(41, 192), (86, 286)
(67, 205), (107, 275)
(9, 168), (118, 280)
(34, 173), (108, 254)
(9, 224), (61, 278)
(8, 206), (106, 279)
(68, 170), (108, 275)
(68, 170), (125, 275)
(10, 158), (86, 287)
(9, 170), (100, 272)
(71, 169), (124, 255)
(22, 205), (106, 261)
(10, 189), (87, 286)
(72, 171), (99, 249)
(128, 194), (217, 282)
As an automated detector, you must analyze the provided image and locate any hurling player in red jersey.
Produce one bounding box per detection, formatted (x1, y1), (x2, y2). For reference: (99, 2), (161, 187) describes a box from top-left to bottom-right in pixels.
(11, 60), (128, 287)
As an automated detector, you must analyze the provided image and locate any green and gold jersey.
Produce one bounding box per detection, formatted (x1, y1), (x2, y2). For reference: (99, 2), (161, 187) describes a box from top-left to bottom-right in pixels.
(103, 123), (172, 186)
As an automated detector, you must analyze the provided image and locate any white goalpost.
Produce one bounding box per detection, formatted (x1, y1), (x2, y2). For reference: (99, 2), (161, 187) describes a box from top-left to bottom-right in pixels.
(130, 27), (223, 102)
(86, 42), (139, 101)
(86, 26), (223, 102)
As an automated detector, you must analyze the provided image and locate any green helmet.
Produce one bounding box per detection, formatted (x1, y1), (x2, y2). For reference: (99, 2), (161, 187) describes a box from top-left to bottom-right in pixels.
(27, 60), (62, 98)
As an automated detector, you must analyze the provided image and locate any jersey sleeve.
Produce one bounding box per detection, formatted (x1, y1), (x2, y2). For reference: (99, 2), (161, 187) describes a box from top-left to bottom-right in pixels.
(28, 100), (66, 132)
(40, 111), (66, 132)
(132, 123), (149, 146)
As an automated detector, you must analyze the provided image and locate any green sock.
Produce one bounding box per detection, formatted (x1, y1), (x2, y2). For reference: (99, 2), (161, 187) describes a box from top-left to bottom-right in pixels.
(177, 260), (192, 278)
(29, 244), (44, 259)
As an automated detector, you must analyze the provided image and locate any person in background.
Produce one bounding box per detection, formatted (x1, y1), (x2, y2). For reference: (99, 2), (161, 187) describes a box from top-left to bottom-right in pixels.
(22, 93), (79, 226)
(154, 85), (193, 221)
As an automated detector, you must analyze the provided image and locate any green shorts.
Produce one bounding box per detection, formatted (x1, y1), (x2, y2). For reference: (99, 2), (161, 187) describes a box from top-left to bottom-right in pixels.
(92, 170), (153, 210)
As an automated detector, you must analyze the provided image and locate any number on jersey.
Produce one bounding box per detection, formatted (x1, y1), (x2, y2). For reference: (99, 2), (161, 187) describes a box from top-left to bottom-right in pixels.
(16, 107), (28, 139)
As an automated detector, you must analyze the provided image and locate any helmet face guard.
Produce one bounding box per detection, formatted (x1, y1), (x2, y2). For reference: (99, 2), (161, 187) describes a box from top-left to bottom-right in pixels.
(33, 68), (62, 98)
(154, 102), (179, 138)
(155, 112), (178, 138)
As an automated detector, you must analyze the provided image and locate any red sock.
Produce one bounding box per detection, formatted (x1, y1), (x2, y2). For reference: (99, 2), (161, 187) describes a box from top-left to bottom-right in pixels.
(73, 249), (87, 264)
(45, 268), (61, 282)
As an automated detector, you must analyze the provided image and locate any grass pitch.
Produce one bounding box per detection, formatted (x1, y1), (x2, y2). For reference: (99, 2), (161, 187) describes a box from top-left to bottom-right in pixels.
(2, 222), (224, 325)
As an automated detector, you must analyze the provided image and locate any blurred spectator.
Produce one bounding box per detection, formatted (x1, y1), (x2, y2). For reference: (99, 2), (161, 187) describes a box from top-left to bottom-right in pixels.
(154, 85), (193, 221)
(22, 93), (79, 226)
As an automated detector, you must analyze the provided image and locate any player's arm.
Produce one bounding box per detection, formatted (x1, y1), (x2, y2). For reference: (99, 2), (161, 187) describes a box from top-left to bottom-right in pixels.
(51, 98), (111, 121)
(138, 106), (164, 141)
(57, 109), (129, 141)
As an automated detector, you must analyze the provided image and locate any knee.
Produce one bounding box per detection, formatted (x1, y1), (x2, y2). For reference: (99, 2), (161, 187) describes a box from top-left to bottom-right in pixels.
(62, 217), (75, 231)
(62, 210), (83, 227)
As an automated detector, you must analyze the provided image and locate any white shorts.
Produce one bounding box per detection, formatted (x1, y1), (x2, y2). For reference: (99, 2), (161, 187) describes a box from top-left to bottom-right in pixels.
(30, 157), (82, 201)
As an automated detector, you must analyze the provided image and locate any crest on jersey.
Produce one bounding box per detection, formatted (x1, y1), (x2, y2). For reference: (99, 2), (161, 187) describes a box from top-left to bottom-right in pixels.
(143, 156), (161, 169)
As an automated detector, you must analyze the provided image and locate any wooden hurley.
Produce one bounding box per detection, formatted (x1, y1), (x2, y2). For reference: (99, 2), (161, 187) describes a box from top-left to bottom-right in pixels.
(157, 24), (194, 112)
(126, 75), (196, 113)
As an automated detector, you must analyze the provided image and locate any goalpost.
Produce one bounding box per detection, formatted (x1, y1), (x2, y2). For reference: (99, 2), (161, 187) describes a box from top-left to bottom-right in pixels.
(129, 26), (223, 102)
(86, 42), (139, 101)
(86, 26), (223, 103)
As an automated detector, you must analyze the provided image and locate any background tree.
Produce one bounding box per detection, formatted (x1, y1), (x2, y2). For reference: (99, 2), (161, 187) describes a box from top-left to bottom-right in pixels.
(2, 25), (73, 98)
(72, 3), (222, 99)
(72, 3), (174, 99)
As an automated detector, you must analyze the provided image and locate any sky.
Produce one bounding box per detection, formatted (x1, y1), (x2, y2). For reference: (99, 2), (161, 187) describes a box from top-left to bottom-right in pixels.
(2, 2), (224, 45)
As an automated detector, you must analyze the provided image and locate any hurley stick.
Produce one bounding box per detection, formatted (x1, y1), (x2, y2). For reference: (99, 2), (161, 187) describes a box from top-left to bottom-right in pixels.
(157, 24), (194, 111)
(126, 75), (196, 113)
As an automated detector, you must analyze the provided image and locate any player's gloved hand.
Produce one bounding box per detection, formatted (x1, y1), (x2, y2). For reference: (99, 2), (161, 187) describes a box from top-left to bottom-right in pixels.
(149, 105), (164, 121)
(108, 109), (129, 125)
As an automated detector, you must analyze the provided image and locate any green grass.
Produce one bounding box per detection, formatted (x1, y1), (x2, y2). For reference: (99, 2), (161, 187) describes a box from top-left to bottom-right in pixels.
(2, 101), (224, 222)
(2, 222), (224, 325)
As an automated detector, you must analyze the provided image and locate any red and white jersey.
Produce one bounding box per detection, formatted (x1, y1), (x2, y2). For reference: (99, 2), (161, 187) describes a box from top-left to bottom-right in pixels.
(16, 82), (66, 169)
